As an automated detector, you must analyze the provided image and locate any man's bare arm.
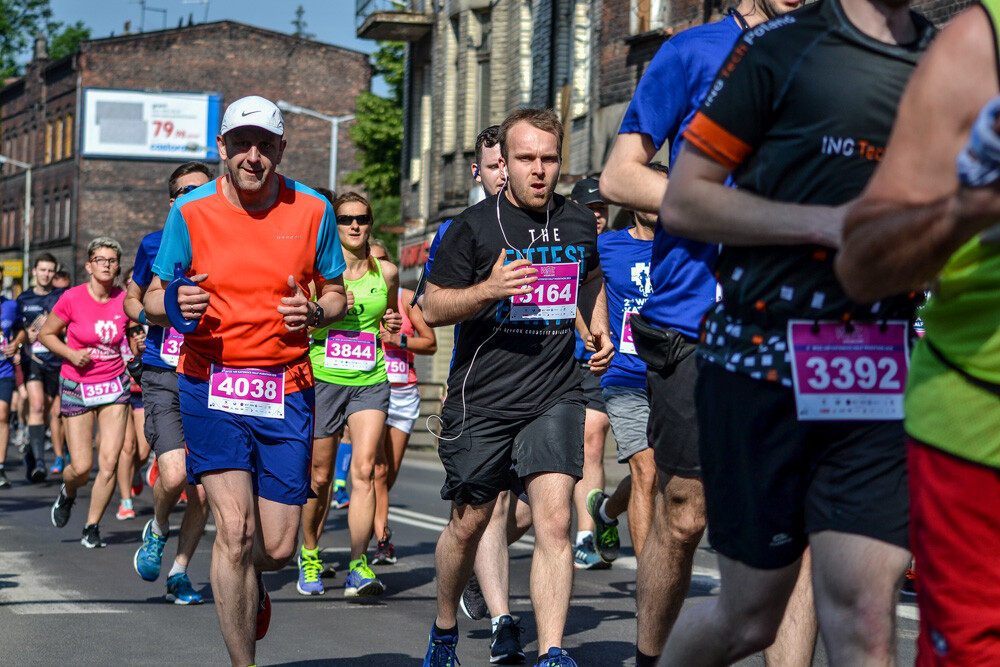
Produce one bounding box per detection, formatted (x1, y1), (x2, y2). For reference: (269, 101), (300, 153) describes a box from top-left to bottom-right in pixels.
(600, 133), (667, 216)
(577, 266), (614, 374)
(836, 8), (999, 302)
(421, 250), (537, 327)
(660, 143), (845, 248)
(124, 280), (147, 323)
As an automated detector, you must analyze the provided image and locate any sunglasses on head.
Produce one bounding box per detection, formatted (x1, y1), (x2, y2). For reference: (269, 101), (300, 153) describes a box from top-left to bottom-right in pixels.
(171, 184), (198, 199)
(336, 214), (373, 226)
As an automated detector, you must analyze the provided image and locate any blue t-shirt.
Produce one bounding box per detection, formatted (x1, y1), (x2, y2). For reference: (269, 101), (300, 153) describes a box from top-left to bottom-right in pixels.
(424, 219), (452, 279)
(0, 297), (18, 379)
(599, 228), (653, 388)
(619, 15), (742, 336)
(132, 230), (173, 370)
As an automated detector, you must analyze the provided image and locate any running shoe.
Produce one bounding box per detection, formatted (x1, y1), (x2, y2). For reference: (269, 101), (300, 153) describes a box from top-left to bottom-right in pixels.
(50, 485), (75, 528)
(134, 519), (169, 581)
(131, 470), (143, 498)
(23, 451), (36, 483)
(423, 625), (460, 667)
(331, 485), (350, 509)
(50, 456), (64, 475)
(573, 535), (610, 570)
(460, 573), (488, 621)
(373, 528), (397, 565)
(586, 489), (620, 563)
(256, 572), (271, 640)
(116, 499), (136, 520)
(146, 458), (159, 488)
(30, 464), (46, 483)
(296, 548), (325, 596)
(0, 468), (9, 489)
(80, 523), (106, 548)
(166, 572), (204, 605)
(535, 647), (578, 666)
(490, 615), (525, 664)
(344, 554), (385, 597)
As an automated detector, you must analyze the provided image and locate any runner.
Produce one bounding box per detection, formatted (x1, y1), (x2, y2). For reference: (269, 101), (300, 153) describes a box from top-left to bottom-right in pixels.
(833, 5), (1000, 662)
(43, 237), (130, 549)
(421, 107), (613, 667)
(568, 177), (612, 571)
(143, 95), (348, 666)
(129, 160), (213, 606)
(0, 266), (20, 489)
(370, 239), (437, 565)
(299, 192), (401, 598)
(583, 165), (667, 568)
(12, 253), (65, 482)
(654, 0), (933, 663)
(597, 0), (820, 663)
(117, 311), (148, 522)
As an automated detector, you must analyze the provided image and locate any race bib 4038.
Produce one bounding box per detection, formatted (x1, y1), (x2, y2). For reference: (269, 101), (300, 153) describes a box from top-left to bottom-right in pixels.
(208, 364), (285, 419)
(788, 320), (909, 421)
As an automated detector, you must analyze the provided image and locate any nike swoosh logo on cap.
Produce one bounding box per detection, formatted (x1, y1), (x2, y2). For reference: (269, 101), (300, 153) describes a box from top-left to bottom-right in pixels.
(242, 110), (260, 117)
(588, 187), (599, 193)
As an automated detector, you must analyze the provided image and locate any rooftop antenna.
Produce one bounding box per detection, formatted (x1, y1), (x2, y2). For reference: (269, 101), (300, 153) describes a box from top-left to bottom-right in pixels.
(130, 0), (167, 31)
(182, 0), (211, 23)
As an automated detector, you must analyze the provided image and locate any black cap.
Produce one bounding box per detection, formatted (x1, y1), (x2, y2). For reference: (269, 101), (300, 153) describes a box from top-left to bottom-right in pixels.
(570, 177), (603, 205)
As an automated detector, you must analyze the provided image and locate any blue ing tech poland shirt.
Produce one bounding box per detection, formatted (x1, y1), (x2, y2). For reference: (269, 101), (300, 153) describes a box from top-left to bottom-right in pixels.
(600, 228), (653, 389)
(0, 297), (18, 379)
(617, 14), (745, 337)
(132, 229), (173, 370)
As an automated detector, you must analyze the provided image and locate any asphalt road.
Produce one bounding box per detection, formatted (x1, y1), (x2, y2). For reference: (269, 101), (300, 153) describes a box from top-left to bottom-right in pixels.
(0, 450), (918, 666)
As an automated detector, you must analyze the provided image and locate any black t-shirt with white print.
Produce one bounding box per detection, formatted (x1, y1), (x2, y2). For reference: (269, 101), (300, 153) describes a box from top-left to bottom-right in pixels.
(428, 192), (600, 419)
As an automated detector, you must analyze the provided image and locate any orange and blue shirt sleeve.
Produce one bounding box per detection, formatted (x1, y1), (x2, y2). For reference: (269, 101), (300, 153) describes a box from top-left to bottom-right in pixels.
(152, 203), (193, 282)
(683, 31), (777, 171)
(314, 200), (346, 281)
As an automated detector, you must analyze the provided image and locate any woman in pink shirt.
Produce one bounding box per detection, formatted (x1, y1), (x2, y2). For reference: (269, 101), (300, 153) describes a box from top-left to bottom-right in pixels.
(40, 237), (130, 549)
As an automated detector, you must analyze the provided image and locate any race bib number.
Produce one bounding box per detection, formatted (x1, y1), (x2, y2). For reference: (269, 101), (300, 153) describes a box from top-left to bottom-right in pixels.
(385, 348), (410, 384)
(31, 341), (47, 356)
(208, 364), (285, 419)
(80, 377), (124, 408)
(324, 330), (376, 371)
(159, 328), (183, 367)
(620, 311), (637, 355)
(511, 262), (579, 322)
(788, 320), (910, 421)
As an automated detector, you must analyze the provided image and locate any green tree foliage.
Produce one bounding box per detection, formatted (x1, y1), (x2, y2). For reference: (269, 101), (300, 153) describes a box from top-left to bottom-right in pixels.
(0, 0), (53, 79)
(345, 42), (404, 255)
(47, 20), (90, 61)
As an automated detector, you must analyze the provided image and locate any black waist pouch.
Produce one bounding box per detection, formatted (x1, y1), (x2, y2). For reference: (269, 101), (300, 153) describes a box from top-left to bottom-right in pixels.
(629, 313), (697, 372)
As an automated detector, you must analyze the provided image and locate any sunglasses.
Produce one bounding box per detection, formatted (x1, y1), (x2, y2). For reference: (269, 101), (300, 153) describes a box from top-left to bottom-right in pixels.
(336, 214), (372, 226)
(171, 184), (198, 199)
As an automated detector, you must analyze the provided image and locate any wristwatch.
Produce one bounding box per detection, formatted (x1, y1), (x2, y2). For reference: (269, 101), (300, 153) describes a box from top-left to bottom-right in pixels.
(309, 303), (325, 328)
(400, 334), (407, 349)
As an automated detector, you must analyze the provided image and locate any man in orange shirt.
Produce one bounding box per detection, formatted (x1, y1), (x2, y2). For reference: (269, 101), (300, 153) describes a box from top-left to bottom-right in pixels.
(144, 95), (347, 667)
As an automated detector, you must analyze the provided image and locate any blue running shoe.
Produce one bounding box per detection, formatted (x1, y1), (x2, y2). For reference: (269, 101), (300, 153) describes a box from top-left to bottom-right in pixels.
(297, 548), (325, 596)
(343, 554), (384, 597)
(134, 519), (168, 581)
(535, 647), (578, 666)
(331, 485), (350, 509)
(423, 625), (460, 667)
(50, 456), (64, 475)
(573, 535), (610, 570)
(166, 573), (204, 605)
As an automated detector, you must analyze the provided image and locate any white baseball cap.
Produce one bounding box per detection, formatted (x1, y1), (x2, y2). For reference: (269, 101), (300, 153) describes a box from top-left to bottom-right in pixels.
(220, 95), (284, 136)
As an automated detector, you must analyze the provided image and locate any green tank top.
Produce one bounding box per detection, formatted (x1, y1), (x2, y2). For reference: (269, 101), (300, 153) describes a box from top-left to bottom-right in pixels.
(310, 259), (389, 386)
(906, 0), (1000, 466)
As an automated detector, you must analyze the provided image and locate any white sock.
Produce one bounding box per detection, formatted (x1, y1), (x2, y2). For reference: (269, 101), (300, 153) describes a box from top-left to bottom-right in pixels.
(599, 501), (615, 524)
(491, 614), (508, 634)
(168, 561), (187, 578)
(576, 530), (592, 546)
(151, 518), (169, 537)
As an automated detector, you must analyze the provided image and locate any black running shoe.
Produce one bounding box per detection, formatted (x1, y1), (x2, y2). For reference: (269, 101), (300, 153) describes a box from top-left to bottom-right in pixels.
(81, 523), (106, 548)
(30, 464), (47, 484)
(0, 468), (10, 489)
(460, 572), (489, 621)
(490, 615), (525, 664)
(51, 485), (75, 528)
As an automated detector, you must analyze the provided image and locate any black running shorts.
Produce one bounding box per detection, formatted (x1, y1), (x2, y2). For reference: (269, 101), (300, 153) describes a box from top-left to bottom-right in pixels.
(696, 361), (909, 570)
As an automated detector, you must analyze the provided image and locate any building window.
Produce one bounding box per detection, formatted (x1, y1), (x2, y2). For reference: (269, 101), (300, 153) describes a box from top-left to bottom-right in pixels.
(63, 191), (72, 239)
(631, 0), (666, 33)
(571, 0), (590, 119)
(55, 118), (64, 161)
(474, 10), (492, 132)
(64, 114), (73, 158)
(442, 16), (459, 154)
(44, 123), (53, 164)
(519, 1), (533, 106)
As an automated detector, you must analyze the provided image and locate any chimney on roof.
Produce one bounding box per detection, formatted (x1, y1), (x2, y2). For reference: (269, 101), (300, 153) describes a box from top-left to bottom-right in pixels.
(33, 33), (48, 60)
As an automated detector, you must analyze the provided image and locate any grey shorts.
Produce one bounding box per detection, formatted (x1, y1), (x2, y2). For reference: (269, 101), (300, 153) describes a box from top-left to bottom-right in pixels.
(142, 366), (186, 455)
(602, 385), (651, 463)
(437, 396), (585, 506)
(314, 380), (390, 439)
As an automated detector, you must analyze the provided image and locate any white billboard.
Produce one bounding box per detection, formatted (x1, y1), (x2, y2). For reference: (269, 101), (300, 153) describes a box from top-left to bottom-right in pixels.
(82, 88), (222, 161)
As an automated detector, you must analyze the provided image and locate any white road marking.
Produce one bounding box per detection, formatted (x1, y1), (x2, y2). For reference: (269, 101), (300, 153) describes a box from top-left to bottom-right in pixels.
(387, 507), (535, 550)
(0, 551), (126, 614)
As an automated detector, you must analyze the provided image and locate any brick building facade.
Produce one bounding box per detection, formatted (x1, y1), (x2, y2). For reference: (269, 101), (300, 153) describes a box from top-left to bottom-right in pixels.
(0, 21), (371, 283)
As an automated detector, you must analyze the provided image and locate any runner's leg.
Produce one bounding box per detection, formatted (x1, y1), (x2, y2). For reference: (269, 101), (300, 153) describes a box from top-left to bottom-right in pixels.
(62, 410), (95, 496)
(301, 436), (335, 551)
(574, 407), (608, 537)
(435, 499), (497, 629)
(116, 410), (137, 508)
(88, 403), (128, 525)
(347, 409), (388, 560)
(174, 482), (209, 568)
(764, 549), (817, 666)
(473, 490), (514, 618)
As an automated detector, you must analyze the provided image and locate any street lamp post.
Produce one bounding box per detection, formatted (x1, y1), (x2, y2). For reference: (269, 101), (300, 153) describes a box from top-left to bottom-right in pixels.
(276, 100), (355, 193)
(0, 155), (32, 290)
